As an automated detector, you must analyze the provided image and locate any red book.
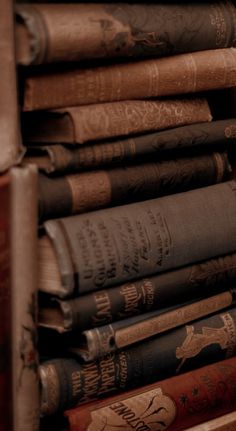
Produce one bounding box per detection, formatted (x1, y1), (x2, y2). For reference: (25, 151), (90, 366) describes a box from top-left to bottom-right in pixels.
(65, 357), (236, 431)
(0, 174), (11, 431)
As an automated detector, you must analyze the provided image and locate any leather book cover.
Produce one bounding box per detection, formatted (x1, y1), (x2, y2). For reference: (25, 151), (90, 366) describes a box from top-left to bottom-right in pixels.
(38, 152), (230, 222)
(22, 98), (212, 144)
(40, 307), (236, 415)
(24, 118), (236, 174)
(23, 48), (236, 111)
(39, 181), (236, 297)
(185, 411), (236, 430)
(0, 174), (11, 431)
(11, 165), (40, 431)
(16, 2), (236, 65)
(38, 251), (236, 331)
(64, 357), (236, 431)
(0, 0), (24, 172)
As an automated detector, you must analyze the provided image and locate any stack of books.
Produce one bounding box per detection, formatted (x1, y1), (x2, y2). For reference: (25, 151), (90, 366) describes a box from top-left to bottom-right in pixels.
(16, 1), (236, 430)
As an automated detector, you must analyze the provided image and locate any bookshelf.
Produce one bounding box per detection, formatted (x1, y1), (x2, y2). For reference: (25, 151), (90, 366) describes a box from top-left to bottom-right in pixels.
(0, 1), (235, 430)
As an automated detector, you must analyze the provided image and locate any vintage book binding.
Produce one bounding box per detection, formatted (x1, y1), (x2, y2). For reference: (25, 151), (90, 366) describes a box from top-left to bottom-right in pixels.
(0, 174), (11, 431)
(39, 181), (236, 297)
(40, 307), (236, 415)
(11, 166), (39, 431)
(184, 411), (236, 431)
(22, 98), (212, 144)
(15, 2), (236, 65)
(24, 118), (236, 174)
(38, 152), (230, 222)
(72, 291), (235, 362)
(0, 0), (24, 172)
(23, 48), (236, 111)
(64, 357), (236, 431)
(38, 252), (236, 331)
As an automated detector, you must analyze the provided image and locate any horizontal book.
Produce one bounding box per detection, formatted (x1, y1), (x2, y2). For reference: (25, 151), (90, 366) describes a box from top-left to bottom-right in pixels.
(70, 291), (236, 362)
(64, 357), (236, 431)
(22, 98), (212, 144)
(38, 252), (236, 331)
(23, 48), (236, 111)
(38, 152), (230, 222)
(24, 118), (236, 174)
(40, 307), (236, 415)
(39, 181), (236, 297)
(16, 2), (236, 65)
(184, 411), (236, 431)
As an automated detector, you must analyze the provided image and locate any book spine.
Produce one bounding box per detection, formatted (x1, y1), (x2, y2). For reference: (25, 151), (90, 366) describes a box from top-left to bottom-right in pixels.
(39, 251), (236, 331)
(38, 153), (230, 221)
(77, 291), (235, 362)
(23, 48), (236, 111)
(43, 181), (236, 295)
(0, 175), (11, 431)
(40, 307), (236, 415)
(11, 166), (40, 431)
(0, 0), (24, 171)
(65, 357), (236, 431)
(25, 118), (236, 173)
(16, 2), (236, 65)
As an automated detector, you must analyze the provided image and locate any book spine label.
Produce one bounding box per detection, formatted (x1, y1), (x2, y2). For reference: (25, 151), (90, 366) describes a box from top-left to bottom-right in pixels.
(65, 357), (236, 431)
(0, 175), (11, 431)
(38, 153), (229, 221)
(16, 2), (236, 65)
(44, 181), (236, 294)
(23, 49), (236, 111)
(40, 307), (236, 415)
(78, 291), (234, 361)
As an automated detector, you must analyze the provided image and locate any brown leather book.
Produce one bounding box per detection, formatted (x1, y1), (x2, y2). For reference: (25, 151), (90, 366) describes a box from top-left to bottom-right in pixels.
(22, 98), (212, 144)
(23, 48), (236, 111)
(0, 0), (24, 172)
(11, 165), (40, 431)
(38, 152), (230, 222)
(38, 181), (236, 297)
(15, 2), (236, 65)
(23, 119), (236, 175)
(64, 357), (236, 431)
(0, 174), (11, 431)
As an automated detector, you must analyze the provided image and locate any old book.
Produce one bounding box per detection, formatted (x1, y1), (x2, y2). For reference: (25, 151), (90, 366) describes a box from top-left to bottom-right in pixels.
(38, 252), (236, 332)
(40, 307), (236, 415)
(23, 48), (236, 111)
(24, 118), (236, 174)
(22, 98), (212, 144)
(0, 174), (11, 431)
(38, 152), (230, 222)
(0, 0), (24, 172)
(15, 2), (236, 66)
(64, 357), (236, 431)
(185, 411), (236, 431)
(11, 165), (39, 431)
(39, 181), (236, 297)
(71, 291), (235, 362)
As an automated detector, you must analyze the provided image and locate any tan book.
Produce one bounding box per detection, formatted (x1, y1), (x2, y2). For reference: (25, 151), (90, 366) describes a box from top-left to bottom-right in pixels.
(11, 165), (39, 431)
(23, 98), (212, 144)
(23, 48), (236, 111)
(0, 0), (24, 171)
(15, 2), (236, 65)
